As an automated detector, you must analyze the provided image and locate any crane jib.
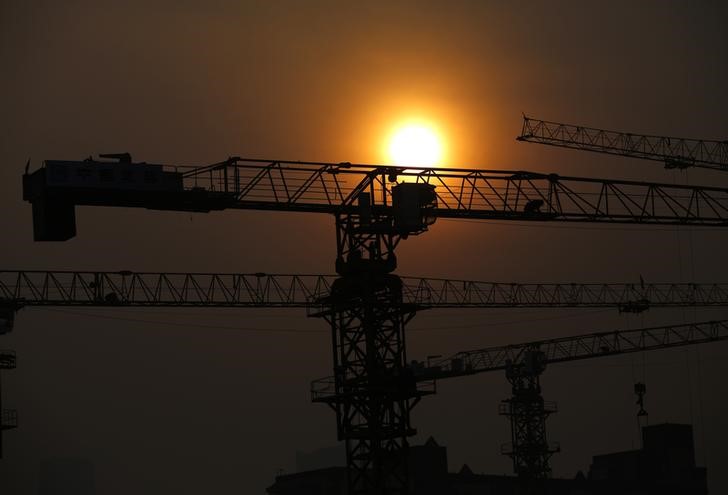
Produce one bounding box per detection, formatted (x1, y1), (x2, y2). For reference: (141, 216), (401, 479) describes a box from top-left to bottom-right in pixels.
(22, 156), (728, 241)
(518, 116), (728, 170)
(3, 270), (728, 312)
(412, 319), (728, 382)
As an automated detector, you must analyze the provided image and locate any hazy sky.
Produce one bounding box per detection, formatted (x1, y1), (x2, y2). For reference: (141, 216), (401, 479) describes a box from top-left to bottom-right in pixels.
(1, 1), (727, 494)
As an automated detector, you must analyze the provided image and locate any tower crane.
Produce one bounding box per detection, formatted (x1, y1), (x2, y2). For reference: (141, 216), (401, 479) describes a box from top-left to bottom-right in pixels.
(517, 116), (728, 170)
(3, 270), (727, 475)
(311, 319), (727, 480)
(21, 155), (728, 494)
(5, 269), (728, 465)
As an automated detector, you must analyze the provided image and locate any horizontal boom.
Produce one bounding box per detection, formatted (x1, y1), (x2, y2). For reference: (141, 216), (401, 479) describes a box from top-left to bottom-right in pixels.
(2, 270), (728, 312)
(23, 156), (728, 240)
(518, 116), (728, 170)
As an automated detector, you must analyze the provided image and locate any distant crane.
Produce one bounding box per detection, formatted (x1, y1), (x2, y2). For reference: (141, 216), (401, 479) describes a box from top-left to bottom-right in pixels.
(21, 155), (728, 494)
(517, 116), (728, 170)
(397, 320), (725, 479)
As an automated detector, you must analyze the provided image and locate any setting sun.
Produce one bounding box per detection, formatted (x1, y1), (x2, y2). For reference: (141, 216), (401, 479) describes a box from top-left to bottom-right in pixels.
(388, 123), (443, 167)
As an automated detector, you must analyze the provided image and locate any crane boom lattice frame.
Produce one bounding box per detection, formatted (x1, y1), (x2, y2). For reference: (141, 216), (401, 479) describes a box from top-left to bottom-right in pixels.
(182, 159), (728, 220)
(420, 319), (728, 379)
(23, 158), (728, 243)
(517, 116), (728, 171)
(4, 270), (728, 311)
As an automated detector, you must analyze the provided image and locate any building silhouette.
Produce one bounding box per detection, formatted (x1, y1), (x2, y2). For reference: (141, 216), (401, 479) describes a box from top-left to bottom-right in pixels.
(267, 424), (707, 494)
(588, 423), (707, 494)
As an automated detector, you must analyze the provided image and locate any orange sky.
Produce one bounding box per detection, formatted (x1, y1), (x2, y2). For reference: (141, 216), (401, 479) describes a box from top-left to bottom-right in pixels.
(3, 2), (726, 171)
(1, 2), (728, 494)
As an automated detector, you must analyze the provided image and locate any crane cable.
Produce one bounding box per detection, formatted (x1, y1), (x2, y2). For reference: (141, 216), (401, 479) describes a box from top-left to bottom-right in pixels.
(30, 305), (616, 333)
(677, 169), (708, 468)
(686, 171), (709, 468)
(627, 312), (645, 447)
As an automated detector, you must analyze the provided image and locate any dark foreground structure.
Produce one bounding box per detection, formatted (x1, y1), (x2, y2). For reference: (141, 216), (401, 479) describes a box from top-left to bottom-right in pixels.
(267, 423), (707, 495)
(24, 152), (728, 494)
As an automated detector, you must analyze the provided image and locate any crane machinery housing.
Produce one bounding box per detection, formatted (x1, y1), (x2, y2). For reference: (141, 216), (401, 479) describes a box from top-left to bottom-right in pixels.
(19, 153), (728, 494)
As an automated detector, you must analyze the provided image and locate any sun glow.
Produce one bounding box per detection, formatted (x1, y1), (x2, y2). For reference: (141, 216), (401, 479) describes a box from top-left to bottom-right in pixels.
(388, 123), (444, 167)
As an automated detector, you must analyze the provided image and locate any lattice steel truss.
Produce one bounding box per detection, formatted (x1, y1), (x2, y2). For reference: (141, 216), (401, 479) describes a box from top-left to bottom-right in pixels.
(181, 158), (728, 220)
(24, 158), (728, 232)
(20, 154), (728, 491)
(313, 274), (432, 494)
(499, 353), (559, 479)
(307, 190), (437, 495)
(3, 270), (728, 311)
(424, 320), (728, 378)
(518, 116), (728, 171)
(409, 320), (728, 479)
(314, 318), (728, 479)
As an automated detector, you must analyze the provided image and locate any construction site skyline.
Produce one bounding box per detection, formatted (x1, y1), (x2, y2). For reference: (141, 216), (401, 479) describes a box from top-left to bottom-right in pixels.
(1, 1), (727, 494)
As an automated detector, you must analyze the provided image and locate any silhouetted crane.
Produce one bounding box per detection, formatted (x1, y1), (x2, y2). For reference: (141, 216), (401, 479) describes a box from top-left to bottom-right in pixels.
(21, 155), (728, 494)
(3, 272), (727, 477)
(517, 116), (728, 171)
(4, 270), (728, 313)
(402, 320), (727, 479)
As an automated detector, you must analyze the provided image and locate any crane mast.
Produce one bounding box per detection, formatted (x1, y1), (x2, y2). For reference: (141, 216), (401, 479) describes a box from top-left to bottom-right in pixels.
(21, 155), (728, 494)
(517, 116), (728, 171)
